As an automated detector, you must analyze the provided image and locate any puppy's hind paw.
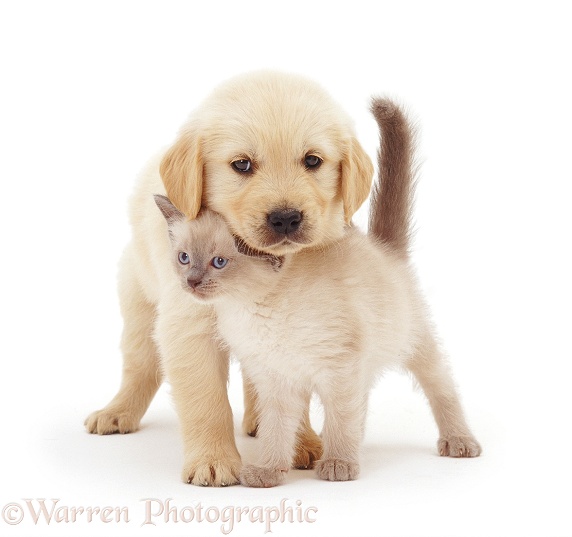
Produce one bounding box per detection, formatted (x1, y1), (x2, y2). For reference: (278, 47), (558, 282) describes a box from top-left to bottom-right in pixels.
(438, 435), (482, 458)
(84, 408), (140, 435)
(315, 458), (359, 481)
(292, 426), (323, 469)
(242, 412), (259, 437)
(240, 465), (287, 488)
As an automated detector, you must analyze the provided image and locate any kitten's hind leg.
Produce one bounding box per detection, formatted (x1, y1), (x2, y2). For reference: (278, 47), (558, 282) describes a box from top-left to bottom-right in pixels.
(85, 249), (162, 434)
(406, 332), (481, 457)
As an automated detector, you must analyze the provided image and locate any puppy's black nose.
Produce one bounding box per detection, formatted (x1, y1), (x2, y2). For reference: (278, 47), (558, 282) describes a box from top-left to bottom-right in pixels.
(268, 210), (302, 235)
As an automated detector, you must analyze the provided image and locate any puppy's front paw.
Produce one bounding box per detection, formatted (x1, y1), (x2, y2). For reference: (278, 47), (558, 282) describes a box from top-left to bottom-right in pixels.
(84, 408), (140, 435)
(183, 455), (241, 487)
(240, 465), (287, 488)
(438, 435), (482, 458)
(315, 458), (359, 481)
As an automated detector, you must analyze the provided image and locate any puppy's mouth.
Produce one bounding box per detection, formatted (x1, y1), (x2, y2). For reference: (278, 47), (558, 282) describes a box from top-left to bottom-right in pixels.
(239, 223), (313, 256)
(263, 209), (312, 250)
(259, 234), (312, 255)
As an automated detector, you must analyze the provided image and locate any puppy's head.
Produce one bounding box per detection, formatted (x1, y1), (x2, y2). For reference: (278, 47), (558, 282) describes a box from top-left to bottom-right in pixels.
(160, 71), (373, 255)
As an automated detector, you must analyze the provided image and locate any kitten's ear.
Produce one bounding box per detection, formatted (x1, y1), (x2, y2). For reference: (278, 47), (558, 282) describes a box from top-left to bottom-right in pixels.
(154, 194), (184, 225)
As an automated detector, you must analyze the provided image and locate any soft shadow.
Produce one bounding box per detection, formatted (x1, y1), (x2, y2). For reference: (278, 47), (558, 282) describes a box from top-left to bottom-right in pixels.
(361, 441), (435, 469)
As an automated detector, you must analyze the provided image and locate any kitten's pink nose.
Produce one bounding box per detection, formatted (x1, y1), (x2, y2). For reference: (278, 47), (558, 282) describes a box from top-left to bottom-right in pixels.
(187, 276), (202, 289)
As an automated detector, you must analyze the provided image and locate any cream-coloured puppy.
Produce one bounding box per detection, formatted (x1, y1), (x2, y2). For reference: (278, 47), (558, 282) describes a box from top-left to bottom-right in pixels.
(84, 71), (374, 486)
(153, 99), (481, 488)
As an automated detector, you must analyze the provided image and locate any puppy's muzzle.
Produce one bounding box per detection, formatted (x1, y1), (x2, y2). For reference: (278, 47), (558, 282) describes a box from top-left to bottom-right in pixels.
(267, 209), (302, 235)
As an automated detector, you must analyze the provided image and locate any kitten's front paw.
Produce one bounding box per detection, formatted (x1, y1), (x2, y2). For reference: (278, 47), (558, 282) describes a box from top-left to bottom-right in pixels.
(183, 455), (241, 487)
(84, 407), (140, 435)
(315, 458), (359, 481)
(240, 465), (287, 488)
(438, 435), (482, 458)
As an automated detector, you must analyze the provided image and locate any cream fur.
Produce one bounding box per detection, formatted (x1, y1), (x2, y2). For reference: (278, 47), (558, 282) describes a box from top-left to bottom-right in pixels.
(156, 204), (481, 488)
(148, 93), (481, 488)
(221, 231), (481, 486)
(85, 71), (373, 485)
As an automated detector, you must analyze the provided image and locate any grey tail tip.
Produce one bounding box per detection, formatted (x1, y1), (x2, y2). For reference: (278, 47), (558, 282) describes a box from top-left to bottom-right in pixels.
(370, 97), (398, 121)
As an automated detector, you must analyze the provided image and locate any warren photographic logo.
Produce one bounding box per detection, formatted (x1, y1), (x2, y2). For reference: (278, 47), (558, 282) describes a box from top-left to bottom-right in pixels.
(2, 498), (318, 534)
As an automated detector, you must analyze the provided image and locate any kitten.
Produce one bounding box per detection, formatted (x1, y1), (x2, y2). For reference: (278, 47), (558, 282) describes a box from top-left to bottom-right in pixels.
(154, 98), (481, 487)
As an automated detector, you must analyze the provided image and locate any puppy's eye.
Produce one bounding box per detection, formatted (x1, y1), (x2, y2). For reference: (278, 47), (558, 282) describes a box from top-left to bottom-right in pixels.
(211, 257), (228, 269)
(304, 154), (322, 169)
(178, 252), (190, 265)
(231, 159), (252, 173)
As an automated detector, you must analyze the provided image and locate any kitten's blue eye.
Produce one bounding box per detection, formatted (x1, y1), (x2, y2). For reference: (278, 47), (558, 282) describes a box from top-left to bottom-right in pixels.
(178, 252), (190, 265)
(211, 257), (228, 269)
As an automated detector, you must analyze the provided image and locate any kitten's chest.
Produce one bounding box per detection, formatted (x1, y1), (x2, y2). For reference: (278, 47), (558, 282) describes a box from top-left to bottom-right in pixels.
(216, 300), (286, 354)
(215, 299), (312, 376)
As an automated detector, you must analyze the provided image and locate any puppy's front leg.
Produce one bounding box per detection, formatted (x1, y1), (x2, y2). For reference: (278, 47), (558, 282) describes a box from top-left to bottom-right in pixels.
(155, 296), (241, 486)
(240, 379), (306, 488)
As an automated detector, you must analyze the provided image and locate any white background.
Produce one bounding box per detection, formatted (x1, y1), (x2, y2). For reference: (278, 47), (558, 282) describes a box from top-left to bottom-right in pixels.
(1, 2), (571, 536)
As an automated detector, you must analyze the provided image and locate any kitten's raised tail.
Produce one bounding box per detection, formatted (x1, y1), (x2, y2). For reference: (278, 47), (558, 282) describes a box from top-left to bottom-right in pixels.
(368, 98), (417, 257)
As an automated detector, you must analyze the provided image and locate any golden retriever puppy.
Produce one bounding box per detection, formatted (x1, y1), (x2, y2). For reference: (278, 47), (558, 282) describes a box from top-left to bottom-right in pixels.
(84, 71), (374, 486)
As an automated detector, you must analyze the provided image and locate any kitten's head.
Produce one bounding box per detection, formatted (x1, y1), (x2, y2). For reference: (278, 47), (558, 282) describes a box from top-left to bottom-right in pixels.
(154, 195), (281, 303)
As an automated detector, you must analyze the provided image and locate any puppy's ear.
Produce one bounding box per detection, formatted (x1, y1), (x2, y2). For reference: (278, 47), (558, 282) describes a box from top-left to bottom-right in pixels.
(159, 130), (203, 219)
(340, 138), (374, 223)
(154, 194), (185, 225)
